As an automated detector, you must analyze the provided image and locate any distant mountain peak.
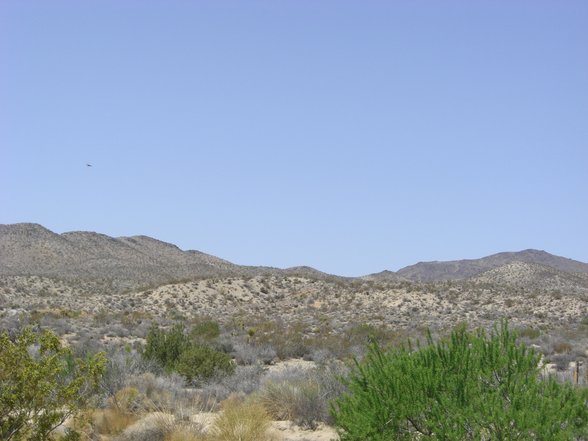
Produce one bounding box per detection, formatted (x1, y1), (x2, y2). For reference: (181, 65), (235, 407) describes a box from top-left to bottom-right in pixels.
(471, 260), (588, 291)
(0, 223), (238, 288)
(1, 222), (54, 234)
(2, 223), (587, 287)
(396, 249), (588, 282)
(0, 223), (340, 288)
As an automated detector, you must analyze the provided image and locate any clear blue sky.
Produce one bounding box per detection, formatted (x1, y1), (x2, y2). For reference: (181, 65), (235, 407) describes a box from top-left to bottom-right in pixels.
(1, 1), (587, 276)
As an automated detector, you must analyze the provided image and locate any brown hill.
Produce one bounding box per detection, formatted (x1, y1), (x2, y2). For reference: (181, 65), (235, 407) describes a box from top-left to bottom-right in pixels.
(3, 223), (587, 291)
(0, 223), (241, 288)
(3, 223), (588, 344)
(396, 249), (588, 282)
(470, 261), (588, 292)
(361, 270), (408, 282)
(0, 223), (341, 289)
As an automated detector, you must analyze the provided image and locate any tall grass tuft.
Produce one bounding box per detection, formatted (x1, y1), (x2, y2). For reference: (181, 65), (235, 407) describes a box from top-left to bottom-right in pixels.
(211, 396), (276, 441)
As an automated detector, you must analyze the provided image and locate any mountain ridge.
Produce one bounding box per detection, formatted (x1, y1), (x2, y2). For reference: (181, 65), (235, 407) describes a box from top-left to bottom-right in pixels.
(395, 249), (588, 282)
(470, 260), (588, 291)
(1, 223), (587, 288)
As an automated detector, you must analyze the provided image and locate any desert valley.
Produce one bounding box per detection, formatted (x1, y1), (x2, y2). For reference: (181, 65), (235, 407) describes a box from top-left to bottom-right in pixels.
(1, 223), (588, 440)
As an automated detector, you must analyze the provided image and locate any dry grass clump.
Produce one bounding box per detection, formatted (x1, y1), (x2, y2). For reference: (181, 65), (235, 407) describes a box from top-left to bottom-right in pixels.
(86, 386), (144, 436)
(91, 406), (138, 436)
(200, 364), (267, 402)
(257, 379), (323, 429)
(116, 412), (206, 441)
(256, 380), (299, 421)
(165, 427), (207, 441)
(210, 396), (277, 441)
(128, 372), (202, 414)
(109, 386), (143, 412)
(83, 380), (208, 440)
(254, 361), (347, 429)
(115, 412), (173, 441)
(553, 340), (573, 354)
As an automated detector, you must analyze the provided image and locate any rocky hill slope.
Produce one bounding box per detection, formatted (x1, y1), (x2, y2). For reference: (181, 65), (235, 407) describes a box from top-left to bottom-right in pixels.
(2, 223), (588, 365)
(0, 224), (242, 288)
(395, 249), (588, 282)
(470, 261), (588, 292)
(2, 223), (588, 291)
(0, 223), (341, 289)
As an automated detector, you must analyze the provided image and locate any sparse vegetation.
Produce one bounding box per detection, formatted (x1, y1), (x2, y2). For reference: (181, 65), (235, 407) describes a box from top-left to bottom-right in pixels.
(2, 225), (588, 440)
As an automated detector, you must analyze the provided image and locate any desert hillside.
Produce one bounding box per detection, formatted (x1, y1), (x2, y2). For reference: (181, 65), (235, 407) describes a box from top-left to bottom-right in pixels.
(471, 261), (588, 291)
(4, 223), (587, 286)
(396, 249), (588, 281)
(0, 223), (345, 290)
(2, 223), (588, 440)
(2, 223), (588, 341)
(2, 223), (588, 358)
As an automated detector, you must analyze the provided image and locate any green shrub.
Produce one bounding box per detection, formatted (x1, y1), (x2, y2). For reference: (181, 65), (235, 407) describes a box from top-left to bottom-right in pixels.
(143, 324), (190, 370)
(176, 345), (235, 383)
(0, 327), (106, 441)
(143, 325), (233, 383)
(331, 321), (588, 440)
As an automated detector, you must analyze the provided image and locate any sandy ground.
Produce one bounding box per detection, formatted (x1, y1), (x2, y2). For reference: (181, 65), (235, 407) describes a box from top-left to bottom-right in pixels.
(190, 410), (338, 440)
(267, 358), (317, 373)
(271, 421), (338, 441)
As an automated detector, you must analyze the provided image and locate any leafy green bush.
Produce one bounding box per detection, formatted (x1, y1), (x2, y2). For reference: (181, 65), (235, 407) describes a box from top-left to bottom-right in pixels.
(331, 321), (588, 440)
(0, 327), (106, 441)
(176, 345), (234, 382)
(143, 324), (190, 370)
(143, 325), (233, 383)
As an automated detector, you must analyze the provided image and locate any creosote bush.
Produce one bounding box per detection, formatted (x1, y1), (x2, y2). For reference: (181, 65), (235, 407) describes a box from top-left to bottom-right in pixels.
(332, 320), (588, 440)
(176, 345), (235, 383)
(143, 324), (234, 383)
(0, 327), (106, 441)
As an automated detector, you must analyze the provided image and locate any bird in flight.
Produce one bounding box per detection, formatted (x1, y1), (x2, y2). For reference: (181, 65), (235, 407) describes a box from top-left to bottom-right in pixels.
(86, 163), (92, 167)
